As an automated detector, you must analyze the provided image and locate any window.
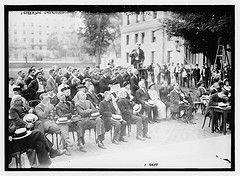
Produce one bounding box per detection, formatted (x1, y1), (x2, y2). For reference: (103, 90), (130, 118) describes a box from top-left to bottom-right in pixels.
(14, 23), (17, 26)
(31, 38), (34, 43)
(141, 32), (145, 44)
(126, 35), (129, 45)
(14, 30), (17, 34)
(23, 38), (26, 42)
(135, 33), (138, 43)
(39, 25), (41, 28)
(142, 14), (146, 21)
(39, 39), (42, 43)
(39, 46), (42, 50)
(31, 31), (34, 35)
(153, 11), (157, 19)
(32, 46), (34, 50)
(151, 51), (155, 63)
(32, 53), (34, 57)
(39, 31), (42, 35)
(127, 15), (130, 25)
(22, 23), (25, 27)
(167, 51), (173, 63)
(136, 14), (140, 23)
(46, 25), (49, 28)
(14, 38), (17, 42)
(46, 33), (49, 35)
(31, 23), (34, 27)
(23, 30), (26, 35)
(152, 31), (156, 42)
(126, 52), (129, 63)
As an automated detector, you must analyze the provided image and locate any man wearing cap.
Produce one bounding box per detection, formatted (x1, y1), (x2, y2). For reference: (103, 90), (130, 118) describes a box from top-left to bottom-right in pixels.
(99, 91), (128, 144)
(58, 76), (70, 93)
(117, 88), (150, 140)
(90, 67), (101, 94)
(28, 71), (45, 100)
(35, 93), (72, 155)
(25, 68), (35, 86)
(62, 87), (73, 102)
(130, 42), (145, 69)
(201, 63), (211, 88)
(74, 91), (106, 151)
(46, 69), (58, 94)
(135, 80), (159, 124)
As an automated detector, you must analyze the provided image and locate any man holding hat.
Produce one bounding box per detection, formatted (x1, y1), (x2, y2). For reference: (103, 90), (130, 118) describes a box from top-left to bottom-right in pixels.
(28, 70), (45, 100)
(117, 88), (150, 140)
(35, 93), (72, 155)
(99, 91), (128, 144)
(99, 68), (112, 93)
(74, 91), (106, 151)
(130, 42), (145, 69)
(46, 69), (58, 94)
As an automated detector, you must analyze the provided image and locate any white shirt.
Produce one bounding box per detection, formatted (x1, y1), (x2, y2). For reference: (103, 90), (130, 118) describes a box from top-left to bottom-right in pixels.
(9, 84), (17, 98)
(148, 89), (160, 101)
(37, 79), (44, 92)
(58, 84), (69, 93)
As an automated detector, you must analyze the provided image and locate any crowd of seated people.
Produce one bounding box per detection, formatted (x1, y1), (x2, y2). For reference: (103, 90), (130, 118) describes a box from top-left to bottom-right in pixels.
(8, 63), (232, 168)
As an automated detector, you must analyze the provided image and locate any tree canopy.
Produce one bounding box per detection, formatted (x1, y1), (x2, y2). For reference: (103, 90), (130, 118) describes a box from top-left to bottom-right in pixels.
(163, 8), (233, 64)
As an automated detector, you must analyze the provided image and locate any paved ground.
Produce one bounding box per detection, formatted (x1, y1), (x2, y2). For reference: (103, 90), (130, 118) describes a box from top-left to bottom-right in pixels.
(46, 109), (231, 169)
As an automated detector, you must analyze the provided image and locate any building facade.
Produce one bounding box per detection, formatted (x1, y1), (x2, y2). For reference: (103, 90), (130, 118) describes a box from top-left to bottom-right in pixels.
(120, 11), (204, 67)
(8, 11), (77, 62)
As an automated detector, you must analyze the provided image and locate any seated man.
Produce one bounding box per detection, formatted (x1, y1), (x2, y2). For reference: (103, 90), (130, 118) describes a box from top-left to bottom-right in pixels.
(99, 91), (128, 144)
(9, 95), (43, 132)
(35, 93), (72, 156)
(86, 84), (100, 108)
(135, 80), (159, 124)
(8, 116), (66, 168)
(117, 88), (150, 140)
(169, 83), (195, 124)
(205, 87), (231, 131)
(74, 91), (106, 151)
(46, 86), (59, 106)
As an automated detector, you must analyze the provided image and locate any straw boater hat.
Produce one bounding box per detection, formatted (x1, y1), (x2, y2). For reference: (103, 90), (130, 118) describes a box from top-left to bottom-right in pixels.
(71, 115), (82, 122)
(111, 114), (123, 121)
(90, 112), (102, 120)
(133, 104), (142, 113)
(56, 117), (69, 124)
(147, 100), (155, 106)
(23, 114), (38, 124)
(13, 128), (32, 140)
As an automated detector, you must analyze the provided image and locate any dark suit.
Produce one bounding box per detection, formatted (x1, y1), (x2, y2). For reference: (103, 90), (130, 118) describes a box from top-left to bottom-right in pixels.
(99, 76), (110, 93)
(117, 97), (148, 137)
(99, 99), (127, 141)
(135, 88), (159, 122)
(64, 72), (71, 80)
(130, 75), (139, 96)
(130, 48), (145, 69)
(28, 79), (44, 100)
(75, 100), (105, 143)
(115, 74), (124, 87)
(25, 76), (34, 86)
(91, 73), (101, 94)
(201, 67), (211, 88)
(123, 72), (131, 83)
(86, 91), (100, 108)
(55, 75), (62, 86)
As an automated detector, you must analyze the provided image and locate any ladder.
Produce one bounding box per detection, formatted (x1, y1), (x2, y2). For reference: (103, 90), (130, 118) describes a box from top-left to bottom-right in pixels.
(214, 38), (230, 70)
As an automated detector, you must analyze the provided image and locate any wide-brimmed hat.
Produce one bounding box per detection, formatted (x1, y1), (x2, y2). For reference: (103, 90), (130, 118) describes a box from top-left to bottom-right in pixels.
(34, 70), (41, 77)
(23, 114), (38, 124)
(13, 128), (32, 140)
(13, 86), (21, 92)
(148, 82), (155, 89)
(133, 104), (142, 113)
(148, 100), (155, 106)
(111, 114), (123, 121)
(82, 78), (91, 84)
(56, 117), (69, 124)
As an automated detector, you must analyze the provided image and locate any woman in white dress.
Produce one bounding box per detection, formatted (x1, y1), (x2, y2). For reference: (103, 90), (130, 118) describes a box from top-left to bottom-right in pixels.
(148, 83), (166, 119)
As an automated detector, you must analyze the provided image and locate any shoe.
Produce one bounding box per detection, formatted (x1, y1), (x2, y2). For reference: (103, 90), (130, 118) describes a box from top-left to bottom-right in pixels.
(112, 139), (120, 144)
(66, 140), (73, 147)
(153, 120), (160, 123)
(50, 149), (66, 158)
(188, 120), (196, 124)
(136, 136), (146, 141)
(148, 121), (154, 124)
(119, 137), (128, 142)
(65, 150), (72, 156)
(98, 143), (107, 149)
(79, 147), (87, 152)
(142, 134), (151, 139)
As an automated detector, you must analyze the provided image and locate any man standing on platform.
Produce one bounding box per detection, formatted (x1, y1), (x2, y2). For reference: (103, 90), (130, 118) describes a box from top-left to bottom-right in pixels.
(130, 42), (145, 69)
